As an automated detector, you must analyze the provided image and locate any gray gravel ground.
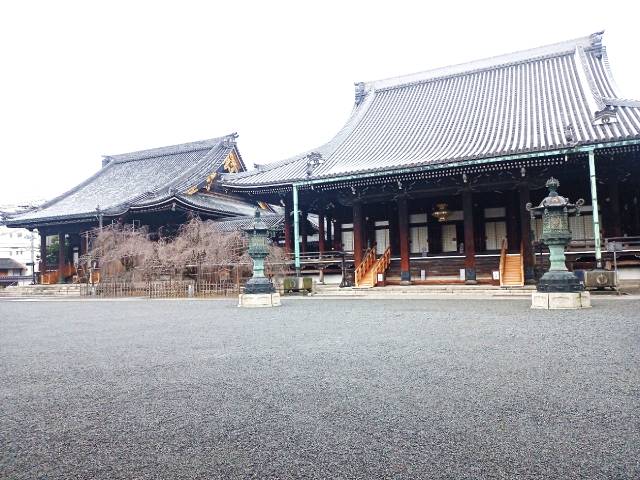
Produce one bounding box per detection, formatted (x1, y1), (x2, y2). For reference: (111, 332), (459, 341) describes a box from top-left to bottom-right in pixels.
(1, 297), (639, 479)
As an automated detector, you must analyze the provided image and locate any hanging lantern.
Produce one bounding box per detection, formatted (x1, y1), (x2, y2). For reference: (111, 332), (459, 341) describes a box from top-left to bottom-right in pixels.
(432, 203), (450, 223)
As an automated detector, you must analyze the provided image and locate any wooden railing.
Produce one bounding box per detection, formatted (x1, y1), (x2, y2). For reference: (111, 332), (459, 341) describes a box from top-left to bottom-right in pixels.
(519, 239), (525, 285)
(355, 247), (377, 287)
(355, 246), (392, 287)
(373, 246), (392, 281)
(41, 263), (77, 284)
(499, 237), (508, 287)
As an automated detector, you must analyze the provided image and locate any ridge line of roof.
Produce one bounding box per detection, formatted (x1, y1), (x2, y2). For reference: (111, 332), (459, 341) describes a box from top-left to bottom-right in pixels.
(103, 133), (237, 164)
(9, 135), (237, 225)
(221, 98), (370, 182)
(366, 32), (601, 92)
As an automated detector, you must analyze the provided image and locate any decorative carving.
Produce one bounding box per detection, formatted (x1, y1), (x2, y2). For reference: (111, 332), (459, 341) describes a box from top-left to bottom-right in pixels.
(305, 152), (323, 177)
(205, 172), (217, 191)
(223, 151), (242, 173)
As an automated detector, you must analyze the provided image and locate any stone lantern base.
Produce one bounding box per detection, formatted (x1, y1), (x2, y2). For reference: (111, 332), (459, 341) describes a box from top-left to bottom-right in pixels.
(531, 291), (591, 309)
(238, 292), (281, 308)
(537, 270), (583, 292)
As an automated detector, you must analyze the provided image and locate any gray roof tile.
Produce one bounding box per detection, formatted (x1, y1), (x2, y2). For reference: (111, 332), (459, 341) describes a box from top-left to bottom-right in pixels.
(0, 258), (26, 270)
(222, 32), (640, 188)
(8, 134), (244, 226)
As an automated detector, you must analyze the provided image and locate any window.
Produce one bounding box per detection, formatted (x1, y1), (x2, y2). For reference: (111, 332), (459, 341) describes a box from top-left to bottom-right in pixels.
(409, 214), (429, 254)
(410, 226), (429, 254)
(441, 224), (458, 252)
(375, 229), (390, 254)
(374, 221), (389, 254)
(341, 230), (354, 252)
(485, 221), (507, 250)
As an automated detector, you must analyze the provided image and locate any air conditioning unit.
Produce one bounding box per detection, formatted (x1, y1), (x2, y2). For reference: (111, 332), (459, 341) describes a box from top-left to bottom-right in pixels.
(574, 269), (617, 289)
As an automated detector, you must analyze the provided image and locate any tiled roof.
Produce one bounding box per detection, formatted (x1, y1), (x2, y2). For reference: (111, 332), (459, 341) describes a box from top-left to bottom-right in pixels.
(212, 213), (285, 232)
(0, 258), (26, 270)
(212, 212), (319, 233)
(8, 134), (244, 226)
(222, 32), (640, 188)
(131, 192), (258, 217)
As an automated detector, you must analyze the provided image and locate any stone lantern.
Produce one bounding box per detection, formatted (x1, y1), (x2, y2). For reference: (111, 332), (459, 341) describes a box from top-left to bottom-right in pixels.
(527, 178), (590, 309)
(238, 208), (281, 308)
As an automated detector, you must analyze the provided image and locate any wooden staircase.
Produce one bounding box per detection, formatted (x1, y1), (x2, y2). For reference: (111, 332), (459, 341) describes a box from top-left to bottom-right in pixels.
(499, 238), (524, 287)
(355, 246), (392, 287)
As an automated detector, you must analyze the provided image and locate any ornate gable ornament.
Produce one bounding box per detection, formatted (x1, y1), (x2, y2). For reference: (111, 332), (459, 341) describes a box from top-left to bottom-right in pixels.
(223, 151), (242, 173)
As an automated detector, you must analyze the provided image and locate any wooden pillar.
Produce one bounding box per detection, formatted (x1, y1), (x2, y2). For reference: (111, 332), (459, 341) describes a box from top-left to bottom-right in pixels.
(300, 208), (308, 253)
(39, 231), (47, 282)
(326, 212), (333, 251)
(506, 190), (519, 252)
(365, 208), (375, 250)
(283, 199), (293, 253)
(397, 196), (411, 283)
(519, 182), (535, 283)
(318, 211), (326, 255)
(607, 179), (622, 237)
(57, 232), (65, 284)
(333, 220), (342, 251)
(462, 189), (477, 284)
(633, 192), (640, 236)
(353, 201), (364, 265)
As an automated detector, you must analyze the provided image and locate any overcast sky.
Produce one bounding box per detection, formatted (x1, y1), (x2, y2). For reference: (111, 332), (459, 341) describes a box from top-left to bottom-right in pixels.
(1, 0), (639, 206)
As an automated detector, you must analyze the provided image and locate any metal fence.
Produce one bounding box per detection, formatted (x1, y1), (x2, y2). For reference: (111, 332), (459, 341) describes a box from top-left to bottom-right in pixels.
(80, 279), (247, 298)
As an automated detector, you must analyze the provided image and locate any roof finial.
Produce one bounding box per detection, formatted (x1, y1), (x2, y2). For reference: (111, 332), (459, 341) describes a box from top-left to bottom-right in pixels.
(590, 30), (604, 58)
(305, 152), (323, 177)
(563, 124), (576, 145)
(354, 82), (366, 105)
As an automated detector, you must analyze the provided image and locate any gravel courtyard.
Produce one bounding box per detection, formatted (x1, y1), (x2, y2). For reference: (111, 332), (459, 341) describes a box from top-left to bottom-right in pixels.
(1, 297), (638, 479)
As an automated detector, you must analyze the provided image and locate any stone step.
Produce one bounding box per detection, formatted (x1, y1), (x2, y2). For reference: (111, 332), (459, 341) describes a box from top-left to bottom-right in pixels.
(314, 284), (534, 297)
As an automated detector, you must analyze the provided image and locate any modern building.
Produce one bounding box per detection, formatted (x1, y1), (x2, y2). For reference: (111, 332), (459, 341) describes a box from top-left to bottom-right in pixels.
(219, 32), (640, 286)
(0, 257), (30, 286)
(0, 220), (39, 280)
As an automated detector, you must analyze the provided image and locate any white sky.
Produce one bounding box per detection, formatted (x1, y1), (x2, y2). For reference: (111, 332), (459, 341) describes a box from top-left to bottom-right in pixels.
(1, 0), (639, 206)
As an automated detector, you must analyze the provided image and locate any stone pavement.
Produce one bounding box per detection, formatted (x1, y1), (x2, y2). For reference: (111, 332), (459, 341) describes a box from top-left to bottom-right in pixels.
(1, 298), (638, 479)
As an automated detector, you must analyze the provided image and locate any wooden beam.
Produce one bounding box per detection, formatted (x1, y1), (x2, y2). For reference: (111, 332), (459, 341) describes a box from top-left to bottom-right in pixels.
(39, 230), (47, 283)
(353, 201), (364, 265)
(398, 196), (411, 283)
(57, 232), (65, 284)
(318, 211), (325, 255)
(283, 198), (292, 253)
(462, 189), (477, 284)
(300, 208), (308, 253)
(326, 212), (333, 251)
(506, 190), (519, 252)
(518, 182), (535, 283)
(606, 179), (622, 237)
(333, 221), (342, 252)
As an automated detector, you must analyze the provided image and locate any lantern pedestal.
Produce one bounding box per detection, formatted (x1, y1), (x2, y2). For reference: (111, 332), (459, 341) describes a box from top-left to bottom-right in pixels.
(238, 292), (281, 308)
(531, 291), (591, 309)
(537, 270), (583, 292)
